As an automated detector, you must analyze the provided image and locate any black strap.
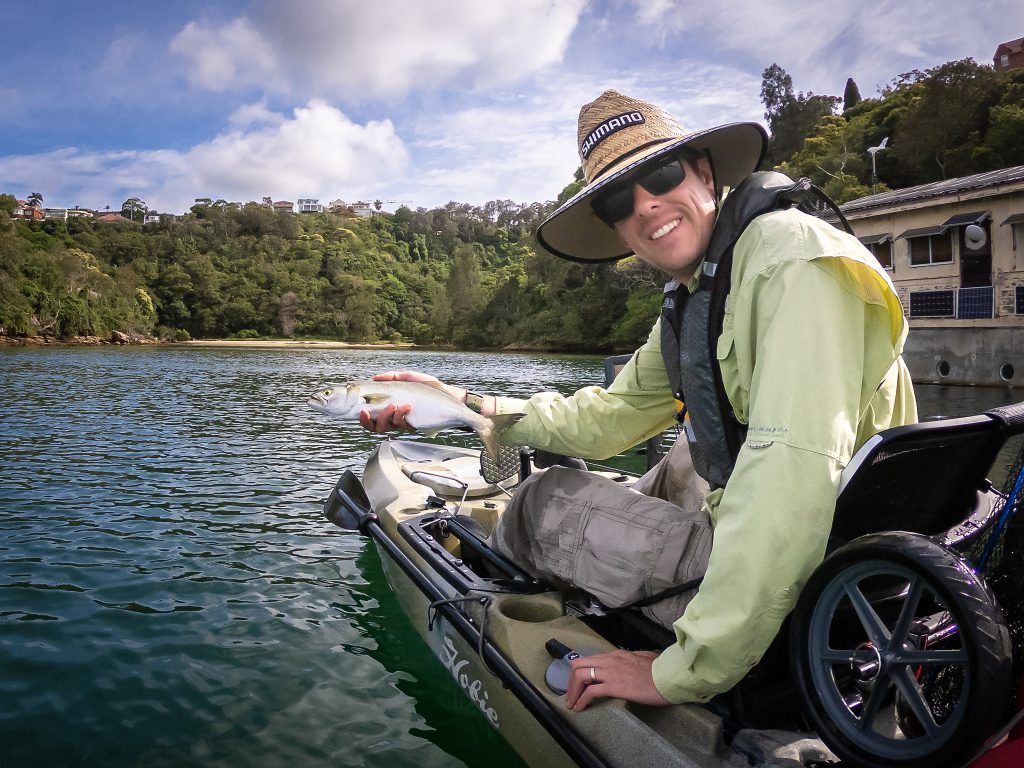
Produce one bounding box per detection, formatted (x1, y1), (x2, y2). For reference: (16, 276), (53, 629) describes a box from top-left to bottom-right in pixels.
(605, 575), (704, 614)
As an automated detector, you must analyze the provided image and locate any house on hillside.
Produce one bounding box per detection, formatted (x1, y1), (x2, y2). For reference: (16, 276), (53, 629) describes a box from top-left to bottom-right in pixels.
(273, 200), (294, 214)
(66, 208), (93, 219)
(95, 212), (132, 224)
(994, 36), (1024, 73)
(297, 198), (323, 213)
(350, 201), (376, 218)
(11, 201), (44, 220)
(841, 166), (1024, 385)
(43, 208), (68, 221)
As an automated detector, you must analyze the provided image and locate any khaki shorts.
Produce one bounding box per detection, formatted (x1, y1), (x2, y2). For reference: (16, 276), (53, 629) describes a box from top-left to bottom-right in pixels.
(490, 440), (712, 629)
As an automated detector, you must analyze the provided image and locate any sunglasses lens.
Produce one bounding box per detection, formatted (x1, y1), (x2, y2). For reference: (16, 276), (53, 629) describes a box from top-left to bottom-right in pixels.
(641, 162), (685, 196)
(591, 157), (687, 226)
(592, 187), (634, 226)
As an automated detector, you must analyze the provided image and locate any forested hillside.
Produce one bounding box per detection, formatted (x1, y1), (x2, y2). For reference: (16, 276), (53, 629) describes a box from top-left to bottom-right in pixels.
(3, 58), (1022, 350)
(0, 192), (657, 351)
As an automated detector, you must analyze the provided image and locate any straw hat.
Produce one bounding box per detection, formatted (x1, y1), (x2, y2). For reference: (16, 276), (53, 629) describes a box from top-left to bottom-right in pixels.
(537, 90), (767, 262)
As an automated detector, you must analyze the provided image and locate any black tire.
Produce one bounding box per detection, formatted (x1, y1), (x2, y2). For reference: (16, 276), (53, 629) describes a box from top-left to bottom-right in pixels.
(790, 532), (1012, 768)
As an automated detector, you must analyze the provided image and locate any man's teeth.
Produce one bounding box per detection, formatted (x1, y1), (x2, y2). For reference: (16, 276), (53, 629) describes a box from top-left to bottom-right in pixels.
(651, 220), (680, 240)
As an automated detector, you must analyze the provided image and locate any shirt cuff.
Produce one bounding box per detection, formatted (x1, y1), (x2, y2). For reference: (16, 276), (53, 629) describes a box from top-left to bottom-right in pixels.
(493, 396), (528, 416)
(651, 641), (710, 704)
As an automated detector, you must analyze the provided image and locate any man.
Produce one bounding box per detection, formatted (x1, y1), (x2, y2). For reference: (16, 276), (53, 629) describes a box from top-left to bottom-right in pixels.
(364, 90), (917, 712)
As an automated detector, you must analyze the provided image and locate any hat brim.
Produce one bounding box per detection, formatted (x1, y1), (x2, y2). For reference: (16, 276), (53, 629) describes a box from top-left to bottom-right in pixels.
(537, 122), (768, 263)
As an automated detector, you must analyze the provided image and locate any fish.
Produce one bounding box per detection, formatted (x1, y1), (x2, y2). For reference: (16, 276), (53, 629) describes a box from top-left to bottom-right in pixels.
(307, 380), (517, 458)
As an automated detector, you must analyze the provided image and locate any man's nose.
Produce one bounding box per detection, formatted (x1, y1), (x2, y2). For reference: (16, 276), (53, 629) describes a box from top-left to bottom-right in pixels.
(632, 183), (661, 216)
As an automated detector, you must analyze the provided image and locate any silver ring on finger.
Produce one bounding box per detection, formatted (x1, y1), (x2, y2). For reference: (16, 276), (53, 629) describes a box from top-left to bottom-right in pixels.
(589, 666), (596, 683)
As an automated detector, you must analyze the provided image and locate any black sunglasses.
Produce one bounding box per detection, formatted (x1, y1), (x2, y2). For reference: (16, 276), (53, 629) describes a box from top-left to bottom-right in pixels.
(590, 155), (687, 226)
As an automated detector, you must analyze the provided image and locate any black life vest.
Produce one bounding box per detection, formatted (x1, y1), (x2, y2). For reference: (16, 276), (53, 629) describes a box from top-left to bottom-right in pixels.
(660, 172), (852, 490)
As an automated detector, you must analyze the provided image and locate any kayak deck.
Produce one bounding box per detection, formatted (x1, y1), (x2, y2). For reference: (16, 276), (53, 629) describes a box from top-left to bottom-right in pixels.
(345, 438), (837, 768)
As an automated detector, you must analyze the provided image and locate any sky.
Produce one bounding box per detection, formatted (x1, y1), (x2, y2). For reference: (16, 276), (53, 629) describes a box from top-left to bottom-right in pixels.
(1, 0), (1021, 215)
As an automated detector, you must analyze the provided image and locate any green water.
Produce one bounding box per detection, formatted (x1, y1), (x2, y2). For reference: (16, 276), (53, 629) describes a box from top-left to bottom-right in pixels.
(0, 345), (1020, 767)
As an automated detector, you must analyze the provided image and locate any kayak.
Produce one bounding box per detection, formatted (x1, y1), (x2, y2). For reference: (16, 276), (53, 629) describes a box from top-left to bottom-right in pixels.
(324, 438), (837, 768)
(322, 401), (1024, 768)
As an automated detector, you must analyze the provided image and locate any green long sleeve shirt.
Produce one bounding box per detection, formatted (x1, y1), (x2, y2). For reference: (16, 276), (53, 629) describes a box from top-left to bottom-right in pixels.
(494, 208), (918, 703)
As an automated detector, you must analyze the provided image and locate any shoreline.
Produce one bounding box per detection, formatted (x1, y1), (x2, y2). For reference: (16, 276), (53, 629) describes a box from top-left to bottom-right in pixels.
(175, 339), (416, 350)
(0, 335), (414, 350)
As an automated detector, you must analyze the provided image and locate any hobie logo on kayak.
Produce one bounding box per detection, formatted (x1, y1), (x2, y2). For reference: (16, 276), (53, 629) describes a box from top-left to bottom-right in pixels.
(441, 635), (499, 727)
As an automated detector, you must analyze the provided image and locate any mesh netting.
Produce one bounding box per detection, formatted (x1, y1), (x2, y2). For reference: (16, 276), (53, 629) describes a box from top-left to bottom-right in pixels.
(965, 436), (1024, 695)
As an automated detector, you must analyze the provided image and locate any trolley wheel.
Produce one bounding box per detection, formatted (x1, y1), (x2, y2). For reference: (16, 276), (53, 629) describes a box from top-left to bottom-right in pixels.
(790, 532), (1012, 768)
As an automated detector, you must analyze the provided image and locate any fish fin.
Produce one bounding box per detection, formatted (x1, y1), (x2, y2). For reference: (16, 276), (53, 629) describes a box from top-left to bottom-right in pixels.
(361, 393), (390, 404)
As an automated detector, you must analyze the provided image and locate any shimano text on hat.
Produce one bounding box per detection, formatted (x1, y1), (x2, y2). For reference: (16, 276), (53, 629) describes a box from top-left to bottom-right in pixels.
(581, 111), (645, 160)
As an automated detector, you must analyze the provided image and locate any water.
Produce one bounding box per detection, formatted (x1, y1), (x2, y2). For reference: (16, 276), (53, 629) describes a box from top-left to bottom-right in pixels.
(1, 346), (1020, 768)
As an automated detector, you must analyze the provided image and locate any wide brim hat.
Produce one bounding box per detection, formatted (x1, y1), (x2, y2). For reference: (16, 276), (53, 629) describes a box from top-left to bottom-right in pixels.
(537, 90), (768, 263)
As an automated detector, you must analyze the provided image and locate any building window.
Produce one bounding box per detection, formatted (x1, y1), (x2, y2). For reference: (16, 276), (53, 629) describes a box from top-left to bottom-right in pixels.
(867, 241), (893, 269)
(909, 289), (955, 318)
(1001, 53), (1010, 70)
(1017, 286), (1024, 315)
(908, 233), (953, 265)
(858, 235), (893, 270)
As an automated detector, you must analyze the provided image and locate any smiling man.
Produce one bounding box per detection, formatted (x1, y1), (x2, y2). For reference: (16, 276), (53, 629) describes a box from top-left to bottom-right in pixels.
(364, 90), (917, 711)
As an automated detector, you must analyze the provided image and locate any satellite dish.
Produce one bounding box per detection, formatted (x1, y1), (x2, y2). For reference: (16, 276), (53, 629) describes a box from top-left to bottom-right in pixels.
(964, 224), (987, 250)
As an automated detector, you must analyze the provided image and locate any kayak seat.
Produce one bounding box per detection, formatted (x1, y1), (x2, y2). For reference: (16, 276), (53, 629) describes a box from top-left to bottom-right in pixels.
(391, 441), (515, 498)
(831, 404), (1024, 544)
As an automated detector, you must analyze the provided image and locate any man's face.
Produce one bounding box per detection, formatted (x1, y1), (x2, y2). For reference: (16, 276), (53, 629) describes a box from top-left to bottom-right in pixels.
(613, 156), (717, 283)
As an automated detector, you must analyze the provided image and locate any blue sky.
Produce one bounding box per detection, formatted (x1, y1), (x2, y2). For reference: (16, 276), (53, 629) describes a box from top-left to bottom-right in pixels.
(2, 1), (1021, 215)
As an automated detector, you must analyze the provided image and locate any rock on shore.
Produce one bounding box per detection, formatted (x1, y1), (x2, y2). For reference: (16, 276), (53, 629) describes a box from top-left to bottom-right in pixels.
(0, 331), (158, 346)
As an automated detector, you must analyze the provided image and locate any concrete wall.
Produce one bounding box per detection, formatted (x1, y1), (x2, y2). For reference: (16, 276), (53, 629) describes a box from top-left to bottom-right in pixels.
(902, 326), (1024, 387)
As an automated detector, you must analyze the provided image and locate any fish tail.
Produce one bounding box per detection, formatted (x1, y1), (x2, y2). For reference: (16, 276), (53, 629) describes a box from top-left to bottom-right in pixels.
(477, 414), (522, 460)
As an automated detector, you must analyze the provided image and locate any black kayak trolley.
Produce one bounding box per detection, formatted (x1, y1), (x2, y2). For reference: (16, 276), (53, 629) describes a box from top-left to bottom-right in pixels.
(788, 402), (1024, 768)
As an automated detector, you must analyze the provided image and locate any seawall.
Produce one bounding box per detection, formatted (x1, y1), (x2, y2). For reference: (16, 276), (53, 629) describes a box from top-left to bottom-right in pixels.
(903, 327), (1024, 387)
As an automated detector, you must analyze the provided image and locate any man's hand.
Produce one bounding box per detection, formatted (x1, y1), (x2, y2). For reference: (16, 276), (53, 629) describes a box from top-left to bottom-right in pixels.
(566, 650), (670, 711)
(358, 370), (463, 433)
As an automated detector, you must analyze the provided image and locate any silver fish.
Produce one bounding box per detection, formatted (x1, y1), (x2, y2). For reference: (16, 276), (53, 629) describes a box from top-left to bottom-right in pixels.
(307, 380), (514, 458)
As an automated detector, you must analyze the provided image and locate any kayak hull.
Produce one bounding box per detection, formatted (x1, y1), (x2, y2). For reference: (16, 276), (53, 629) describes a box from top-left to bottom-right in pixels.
(338, 439), (836, 768)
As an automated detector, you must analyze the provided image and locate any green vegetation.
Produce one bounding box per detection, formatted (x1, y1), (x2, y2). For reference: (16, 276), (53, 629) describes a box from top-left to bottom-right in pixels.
(0, 199), (642, 351)
(4, 58), (1023, 350)
(768, 58), (1024, 202)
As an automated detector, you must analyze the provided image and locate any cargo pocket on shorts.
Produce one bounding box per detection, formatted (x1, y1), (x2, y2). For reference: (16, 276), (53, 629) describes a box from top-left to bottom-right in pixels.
(573, 495), (673, 608)
(532, 488), (587, 585)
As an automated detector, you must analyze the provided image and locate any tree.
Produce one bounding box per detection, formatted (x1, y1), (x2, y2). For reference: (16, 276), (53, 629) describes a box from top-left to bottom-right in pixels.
(760, 64), (841, 166)
(887, 59), (1003, 183)
(778, 115), (875, 203)
(27, 192), (43, 208)
(842, 78), (862, 113)
(121, 197), (148, 222)
(760, 63), (794, 124)
(981, 102), (1024, 168)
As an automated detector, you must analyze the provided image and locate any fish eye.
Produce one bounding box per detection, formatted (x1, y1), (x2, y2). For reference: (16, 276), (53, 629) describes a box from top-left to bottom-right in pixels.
(321, 388), (332, 397)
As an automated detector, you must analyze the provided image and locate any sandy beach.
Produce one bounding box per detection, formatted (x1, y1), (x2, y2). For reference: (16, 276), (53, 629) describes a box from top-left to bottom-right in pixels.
(177, 339), (415, 350)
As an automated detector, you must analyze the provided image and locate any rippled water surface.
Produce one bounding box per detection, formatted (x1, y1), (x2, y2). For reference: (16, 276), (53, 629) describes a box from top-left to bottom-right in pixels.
(1, 346), (1020, 767)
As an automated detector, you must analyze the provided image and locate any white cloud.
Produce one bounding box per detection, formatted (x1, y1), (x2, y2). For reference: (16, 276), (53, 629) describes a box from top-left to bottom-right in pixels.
(183, 100), (408, 201)
(98, 33), (146, 78)
(170, 0), (587, 99)
(395, 63), (764, 207)
(0, 102), (408, 213)
(229, 101), (286, 128)
(170, 17), (283, 92)
(627, 0), (1024, 97)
